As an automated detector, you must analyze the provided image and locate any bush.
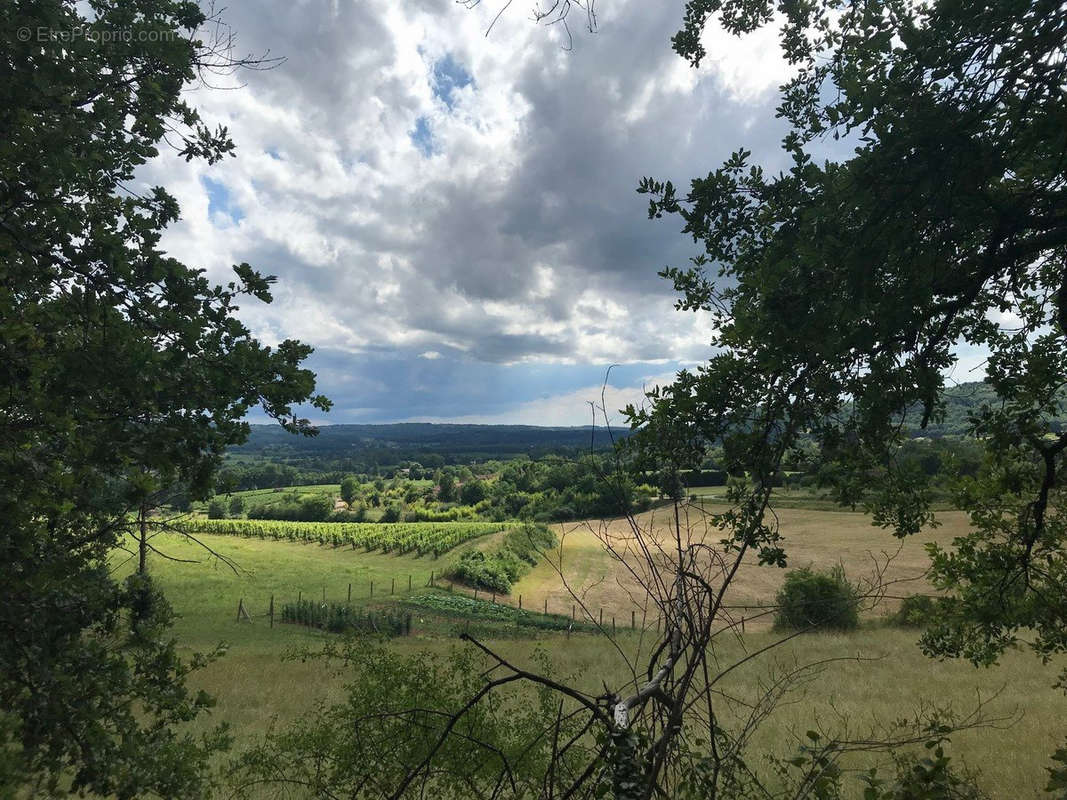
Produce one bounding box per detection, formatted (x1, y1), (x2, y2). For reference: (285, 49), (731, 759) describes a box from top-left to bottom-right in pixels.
(207, 499), (226, 519)
(893, 594), (939, 628)
(774, 565), (859, 631)
(448, 550), (517, 593)
(446, 525), (556, 593)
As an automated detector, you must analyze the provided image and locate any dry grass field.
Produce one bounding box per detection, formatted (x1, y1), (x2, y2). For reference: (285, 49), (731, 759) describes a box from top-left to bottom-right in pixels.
(514, 503), (972, 628)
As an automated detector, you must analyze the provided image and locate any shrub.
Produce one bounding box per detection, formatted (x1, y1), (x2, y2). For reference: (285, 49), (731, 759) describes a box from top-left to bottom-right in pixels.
(207, 499), (226, 519)
(446, 525), (556, 593)
(893, 594), (939, 628)
(448, 550), (516, 593)
(774, 565), (859, 631)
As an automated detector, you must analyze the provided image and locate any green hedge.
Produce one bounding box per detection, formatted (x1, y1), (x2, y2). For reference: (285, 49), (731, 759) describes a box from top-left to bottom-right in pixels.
(446, 524), (555, 593)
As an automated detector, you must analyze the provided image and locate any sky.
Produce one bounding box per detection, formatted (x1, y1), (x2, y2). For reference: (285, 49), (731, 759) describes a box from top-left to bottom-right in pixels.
(141, 0), (804, 425)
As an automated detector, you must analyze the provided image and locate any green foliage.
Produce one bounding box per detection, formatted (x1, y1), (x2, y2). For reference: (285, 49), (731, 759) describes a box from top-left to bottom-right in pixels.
(228, 641), (590, 799)
(893, 595), (940, 628)
(774, 566), (859, 631)
(460, 479), (488, 505)
(437, 471), (458, 502)
(446, 524), (555, 593)
(631, 0), (1067, 673)
(0, 1), (328, 792)
(280, 600), (410, 636)
(248, 494), (333, 521)
(1047, 741), (1067, 798)
(339, 476), (358, 504)
(228, 494), (246, 516)
(208, 499), (227, 519)
(405, 593), (587, 632)
(859, 741), (987, 799)
(173, 518), (510, 557)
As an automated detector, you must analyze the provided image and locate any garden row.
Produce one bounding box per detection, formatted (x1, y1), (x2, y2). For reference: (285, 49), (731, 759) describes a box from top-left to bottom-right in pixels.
(173, 518), (513, 557)
(403, 592), (595, 632)
(280, 599), (412, 635)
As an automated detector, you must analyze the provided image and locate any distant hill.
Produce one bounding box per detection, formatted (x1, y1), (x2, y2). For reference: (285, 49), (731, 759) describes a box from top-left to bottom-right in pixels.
(232, 382), (1063, 467)
(231, 422), (627, 461)
(907, 380), (1065, 437)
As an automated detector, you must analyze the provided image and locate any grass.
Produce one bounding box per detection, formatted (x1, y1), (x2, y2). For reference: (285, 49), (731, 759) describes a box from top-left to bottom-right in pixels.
(511, 504), (973, 628)
(121, 511), (1066, 798)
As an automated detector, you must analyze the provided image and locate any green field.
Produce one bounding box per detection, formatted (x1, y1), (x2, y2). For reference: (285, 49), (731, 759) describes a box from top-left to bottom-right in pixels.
(126, 515), (1066, 798)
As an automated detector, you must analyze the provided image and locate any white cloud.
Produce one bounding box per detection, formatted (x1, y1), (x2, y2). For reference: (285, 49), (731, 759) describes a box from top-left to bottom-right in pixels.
(136, 0), (805, 418)
(407, 371), (680, 426)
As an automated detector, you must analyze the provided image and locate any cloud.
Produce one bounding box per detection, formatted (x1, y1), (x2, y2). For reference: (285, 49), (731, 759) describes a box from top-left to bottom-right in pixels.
(142, 0), (806, 420)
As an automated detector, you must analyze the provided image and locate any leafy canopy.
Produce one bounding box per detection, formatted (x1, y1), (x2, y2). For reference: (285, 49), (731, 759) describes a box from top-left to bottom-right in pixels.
(629, 0), (1067, 665)
(1, 0), (327, 795)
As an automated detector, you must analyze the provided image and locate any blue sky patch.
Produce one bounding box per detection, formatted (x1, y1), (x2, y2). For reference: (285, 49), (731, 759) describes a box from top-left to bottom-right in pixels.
(432, 53), (473, 110)
(201, 176), (245, 224)
(410, 116), (434, 156)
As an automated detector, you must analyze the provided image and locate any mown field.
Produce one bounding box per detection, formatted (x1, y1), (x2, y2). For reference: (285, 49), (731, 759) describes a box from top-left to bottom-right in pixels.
(122, 508), (1065, 797)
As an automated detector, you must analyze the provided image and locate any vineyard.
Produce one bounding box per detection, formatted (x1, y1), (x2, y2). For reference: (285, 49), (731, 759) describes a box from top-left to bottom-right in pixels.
(173, 518), (513, 557)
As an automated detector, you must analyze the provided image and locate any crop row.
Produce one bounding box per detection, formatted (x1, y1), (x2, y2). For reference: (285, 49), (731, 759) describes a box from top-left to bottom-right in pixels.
(172, 518), (512, 557)
(404, 593), (592, 632)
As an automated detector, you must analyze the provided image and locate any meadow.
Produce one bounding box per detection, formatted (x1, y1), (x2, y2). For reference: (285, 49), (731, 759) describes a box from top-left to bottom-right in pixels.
(124, 507), (1065, 798)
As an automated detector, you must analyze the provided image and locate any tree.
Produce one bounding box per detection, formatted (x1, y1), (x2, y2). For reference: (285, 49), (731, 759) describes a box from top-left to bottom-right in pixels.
(460, 478), (487, 505)
(228, 494), (246, 517)
(437, 470), (458, 502)
(636, 0), (1067, 668)
(340, 476), (358, 504)
(0, 1), (328, 795)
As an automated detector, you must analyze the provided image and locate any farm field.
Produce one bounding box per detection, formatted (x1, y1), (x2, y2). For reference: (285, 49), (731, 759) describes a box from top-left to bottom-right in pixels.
(512, 503), (972, 629)
(124, 509), (1066, 798)
(174, 518), (514, 556)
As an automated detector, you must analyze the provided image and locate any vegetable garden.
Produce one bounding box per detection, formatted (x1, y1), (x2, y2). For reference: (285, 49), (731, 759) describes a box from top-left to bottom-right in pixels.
(173, 519), (513, 557)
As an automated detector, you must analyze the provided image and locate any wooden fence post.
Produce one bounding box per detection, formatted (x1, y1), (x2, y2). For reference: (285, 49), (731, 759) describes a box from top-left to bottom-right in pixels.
(518, 595), (522, 610)
(491, 592), (496, 604)
(599, 608), (603, 627)
(391, 577), (395, 595)
(370, 581), (374, 598)
(631, 610), (635, 629)
(572, 604), (575, 621)
(236, 598), (243, 623)
(612, 616), (616, 635)
(544, 598), (548, 615)
(408, 575), (412, 591)
(347, 583), (351, 602)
